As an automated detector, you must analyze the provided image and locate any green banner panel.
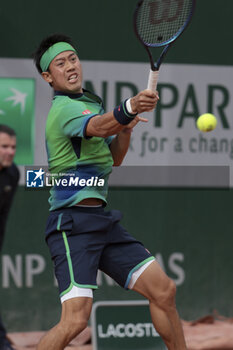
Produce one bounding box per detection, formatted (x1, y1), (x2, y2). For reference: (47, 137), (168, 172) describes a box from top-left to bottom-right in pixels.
(91, 301), (166, 350)
(0, 78), (35, 164)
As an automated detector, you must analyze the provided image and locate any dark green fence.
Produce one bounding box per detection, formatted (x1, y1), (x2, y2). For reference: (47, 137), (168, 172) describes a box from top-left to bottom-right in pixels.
(1, 186), (233, 331)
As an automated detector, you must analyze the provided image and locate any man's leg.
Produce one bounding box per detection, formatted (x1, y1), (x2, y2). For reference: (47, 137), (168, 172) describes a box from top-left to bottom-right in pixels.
(132, 260), (187, 350)
(36, 297), (92, 350)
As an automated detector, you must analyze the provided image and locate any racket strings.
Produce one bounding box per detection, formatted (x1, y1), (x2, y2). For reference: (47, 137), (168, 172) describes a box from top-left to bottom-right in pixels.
(136, 0), (193, 45)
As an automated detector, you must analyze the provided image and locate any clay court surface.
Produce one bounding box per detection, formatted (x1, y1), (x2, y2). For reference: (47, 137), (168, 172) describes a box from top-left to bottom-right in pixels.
(6, 314), (233, 350)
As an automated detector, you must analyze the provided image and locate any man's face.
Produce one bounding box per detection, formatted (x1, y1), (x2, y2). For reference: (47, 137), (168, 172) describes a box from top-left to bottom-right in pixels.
(42, 51), (83, 94)
(0, 132), (16, 169)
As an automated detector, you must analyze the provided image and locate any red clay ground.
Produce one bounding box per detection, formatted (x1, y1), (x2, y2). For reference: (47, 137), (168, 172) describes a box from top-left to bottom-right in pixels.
(7, 314), (233, 350)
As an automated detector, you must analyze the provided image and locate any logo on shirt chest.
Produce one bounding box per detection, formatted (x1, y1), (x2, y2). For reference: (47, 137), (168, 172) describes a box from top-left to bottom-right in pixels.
(82, 109), (91, 115)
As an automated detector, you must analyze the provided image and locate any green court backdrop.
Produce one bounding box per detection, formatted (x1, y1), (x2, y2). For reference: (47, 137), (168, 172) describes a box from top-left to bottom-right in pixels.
(1, 186), (233, 331)
(0, 0), (233, 66)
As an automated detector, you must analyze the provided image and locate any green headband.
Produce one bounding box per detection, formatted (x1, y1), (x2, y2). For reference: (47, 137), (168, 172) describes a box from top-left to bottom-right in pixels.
(40, 42), (77, 72)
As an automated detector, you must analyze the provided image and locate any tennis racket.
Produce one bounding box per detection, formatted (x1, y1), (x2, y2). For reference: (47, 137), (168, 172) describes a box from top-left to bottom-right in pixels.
(134, 0), (195, 91)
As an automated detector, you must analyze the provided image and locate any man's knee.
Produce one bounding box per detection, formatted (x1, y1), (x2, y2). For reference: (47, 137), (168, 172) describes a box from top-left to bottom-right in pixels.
(60, 297), (92, 338)
(68, 318), (88, 334)
(164, 278), (177, 303)
(152, 277), (177, 311)
(132, 261), (177, 311)
(61, 315), (88, 339)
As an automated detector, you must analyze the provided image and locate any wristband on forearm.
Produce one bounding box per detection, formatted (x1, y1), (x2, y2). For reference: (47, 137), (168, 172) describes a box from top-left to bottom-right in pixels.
(113, 99), (137, 125)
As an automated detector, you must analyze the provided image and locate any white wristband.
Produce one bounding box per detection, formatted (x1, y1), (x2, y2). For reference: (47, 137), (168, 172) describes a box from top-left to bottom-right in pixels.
(126, 98), (134, 115)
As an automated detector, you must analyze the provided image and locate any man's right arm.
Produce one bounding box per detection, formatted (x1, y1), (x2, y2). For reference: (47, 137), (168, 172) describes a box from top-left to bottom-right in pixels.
(85, 89), (159, 138)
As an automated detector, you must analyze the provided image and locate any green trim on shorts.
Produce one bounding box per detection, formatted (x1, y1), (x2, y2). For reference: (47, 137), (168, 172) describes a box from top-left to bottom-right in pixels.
(60, 231), (97, 297)
(125, 256), (155, 289)
(132, 256), (155, 273)
(57, 213), (63, 231)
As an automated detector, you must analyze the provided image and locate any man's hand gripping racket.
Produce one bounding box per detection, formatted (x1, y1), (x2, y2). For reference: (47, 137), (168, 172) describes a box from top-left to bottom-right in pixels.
(134, 0), (196, 91)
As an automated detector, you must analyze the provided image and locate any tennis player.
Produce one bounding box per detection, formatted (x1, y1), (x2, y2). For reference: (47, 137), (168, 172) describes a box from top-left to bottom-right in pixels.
(33, 34), (187, 350)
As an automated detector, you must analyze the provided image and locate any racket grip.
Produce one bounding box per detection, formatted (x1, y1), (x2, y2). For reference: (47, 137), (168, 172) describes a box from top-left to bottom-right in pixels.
(147, 69), (159, 91)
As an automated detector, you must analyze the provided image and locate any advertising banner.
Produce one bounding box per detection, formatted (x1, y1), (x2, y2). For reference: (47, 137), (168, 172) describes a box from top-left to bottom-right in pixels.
(1, 58), (232, 186)
(82, 61), (233, 186)
(91, 301), (166, 350)
(0, 77), (35, 164)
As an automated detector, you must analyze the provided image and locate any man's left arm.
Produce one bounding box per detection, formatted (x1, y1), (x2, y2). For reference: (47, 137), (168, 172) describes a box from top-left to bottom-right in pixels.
(109, 115), (143, 166)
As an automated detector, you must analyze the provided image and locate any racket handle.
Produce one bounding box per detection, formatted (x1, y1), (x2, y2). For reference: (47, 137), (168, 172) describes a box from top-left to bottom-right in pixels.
(147, 69), (159, 91)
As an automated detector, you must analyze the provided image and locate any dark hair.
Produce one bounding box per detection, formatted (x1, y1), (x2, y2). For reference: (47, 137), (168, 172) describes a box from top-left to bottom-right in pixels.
(32, 33), (76, 74)
(0, 124), (16, 137)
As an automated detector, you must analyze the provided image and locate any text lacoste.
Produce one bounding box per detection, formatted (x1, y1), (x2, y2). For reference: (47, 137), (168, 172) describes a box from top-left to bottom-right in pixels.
(98, 323), (159, 338)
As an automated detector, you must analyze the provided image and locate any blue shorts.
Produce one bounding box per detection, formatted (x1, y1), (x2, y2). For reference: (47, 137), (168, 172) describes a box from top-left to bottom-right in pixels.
(45, 206), (154, 297)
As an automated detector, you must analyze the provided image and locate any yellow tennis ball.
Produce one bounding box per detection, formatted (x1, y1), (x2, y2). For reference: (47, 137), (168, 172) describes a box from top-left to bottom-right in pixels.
(196, 113), (217, 132)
